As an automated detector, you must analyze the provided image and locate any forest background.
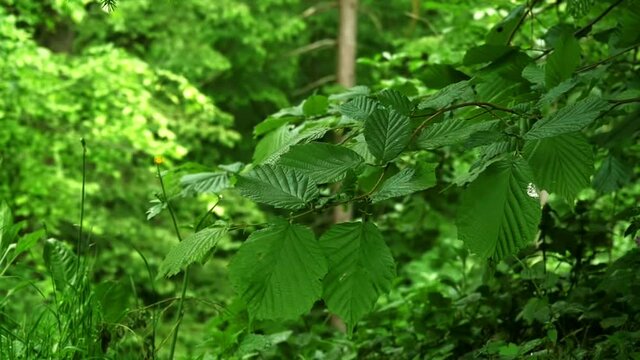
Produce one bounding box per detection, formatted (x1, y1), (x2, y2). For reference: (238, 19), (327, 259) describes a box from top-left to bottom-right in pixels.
(1, 0), (639, 359)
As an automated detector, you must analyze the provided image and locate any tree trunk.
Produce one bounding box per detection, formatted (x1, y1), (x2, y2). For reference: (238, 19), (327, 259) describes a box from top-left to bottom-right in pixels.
(330, 0), (358, 333)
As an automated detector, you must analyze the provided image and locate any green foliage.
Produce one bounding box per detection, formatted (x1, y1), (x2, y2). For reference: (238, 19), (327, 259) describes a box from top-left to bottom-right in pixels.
(457, 157), (541, 260)
(236, 165), (320, 209)
(320, 222), (395, 331)
(2, 0), (640, 358)
(524, 132), (594, 201)
(364, 108), (411, 163)
(277, 143), (364, 184)
(159, 226), (229, 278)
(228, 222), (327, 320)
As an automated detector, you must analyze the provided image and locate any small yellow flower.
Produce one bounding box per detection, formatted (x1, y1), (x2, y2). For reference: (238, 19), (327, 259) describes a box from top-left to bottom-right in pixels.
(153, 156), (164, 165)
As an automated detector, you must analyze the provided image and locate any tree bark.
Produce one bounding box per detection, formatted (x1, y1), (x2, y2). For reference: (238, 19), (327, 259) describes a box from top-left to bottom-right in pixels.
(331, 0), (358, 333)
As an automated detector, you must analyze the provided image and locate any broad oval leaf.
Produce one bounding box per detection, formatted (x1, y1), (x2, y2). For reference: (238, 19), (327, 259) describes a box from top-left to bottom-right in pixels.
(236, 164), (319, 209)
(545, 31), (581, 89)
(593, 154), (632, 194)
(457, 157), (541, 260)
(302, 95), (329, 116)
(377, 89), (412, 116)
(320, 222), (395, 330)
(277, 143), (364, 184)
(524, 96), (608, 140)
(417, 119), (500, 149)
(229, 222), (328, 320)
(524, 132), (593, 201)
(371, 163), (437, 203)
(364, 108), (411, 163)
(158, 226), (228, 278)
(180, 172), (230, 196)
(339, 96), (378, 121)
(418, 81), (473, 110)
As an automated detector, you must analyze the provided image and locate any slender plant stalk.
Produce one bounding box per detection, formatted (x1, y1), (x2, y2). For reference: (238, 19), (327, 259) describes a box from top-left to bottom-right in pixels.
(154, 161), (186, 360)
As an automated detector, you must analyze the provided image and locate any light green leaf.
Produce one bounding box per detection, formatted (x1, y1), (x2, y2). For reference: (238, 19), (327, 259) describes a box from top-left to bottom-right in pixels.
(416, 119), (500, 149)
(378, 89), (413, 116)
(320, 222), (395, 329)
(303, 95), (329, 116)
(418, 81), (473, 110)
(339, 96), (379, 121)
(159, 227), (228, 278)
(371, 163), (437, 203)
(229, 222), (328, 320)
(43, 238), (77, 291)
(253, 125), (297, 164)
(236, 165), (319, 209)
(457, 157), (541, 260)
(180, 172), (230, 196)
(593, 155), (632, 193)
(524, 96), (608, 140)
(524, 132), (593, 201)
(364, 108), (411, 163)
(277, 143), (364, 184)
(545, 31), (581, 88)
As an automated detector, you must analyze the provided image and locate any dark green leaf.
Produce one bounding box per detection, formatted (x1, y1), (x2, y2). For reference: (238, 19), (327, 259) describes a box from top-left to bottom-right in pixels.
(524, 133), (593, 201)
(593, 155), (632, 193)
(417, 119), (500, 149)
(457, 156), (541, 260)
(236, 164), (319, 209)
(419, 81), (474, 110)
(421, 64), (470, 89)
(378, 89), (413, 116)
(524, 96), (608, 139)
(463, 45), (515, 65)
(229, 222), (328, 320)
(364, 108), (411, 163)
(371, 163), (437, 203)
(277, 143), (364, 184)
(320, 222), (395, 329)
(338, 96), (378, 121)
(545, 31), (581, 88)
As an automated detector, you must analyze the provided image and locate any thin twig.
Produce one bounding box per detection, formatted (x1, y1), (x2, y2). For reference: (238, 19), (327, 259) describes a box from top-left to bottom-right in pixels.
(574, 0), (625, 39)
(577, 43), (640, 72)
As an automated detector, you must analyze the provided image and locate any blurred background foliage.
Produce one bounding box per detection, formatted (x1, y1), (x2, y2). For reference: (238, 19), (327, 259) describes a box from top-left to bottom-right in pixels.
(1, 0), (639, 359)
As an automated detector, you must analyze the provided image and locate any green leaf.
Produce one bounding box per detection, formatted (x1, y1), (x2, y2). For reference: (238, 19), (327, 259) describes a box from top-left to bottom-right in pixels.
(418, 81), (473, 110)
(524, 133), (593, 201)
(277, 143), (364, 184)
(593, 154), (632, 193)
(229, 222), (328, 320)
(159, 227), (228, 278)
(253, 125), (297, 164)
(463, 45), (515, 65)
(524, 96), (608, 140)
(302, 95), (329, 116)
(329, 85), (370, 101)
(364, 108), (411, 163)
(377, 89), (413, 116)
(417, 119), (500, 149)
(421, 64), (470, 89)
(486, 5), (525, 45)
(457, 157), (541, 260)
(236, 164), (319, 209)
(545, 31), (581, 88)
(568, 0), (595, 19)
(339, 96), (379, 121)
(180, 172), (230, 196)
(43, 238), (77, 291)
(320, 222), (395, 329)
(371, 163), (437, 203)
